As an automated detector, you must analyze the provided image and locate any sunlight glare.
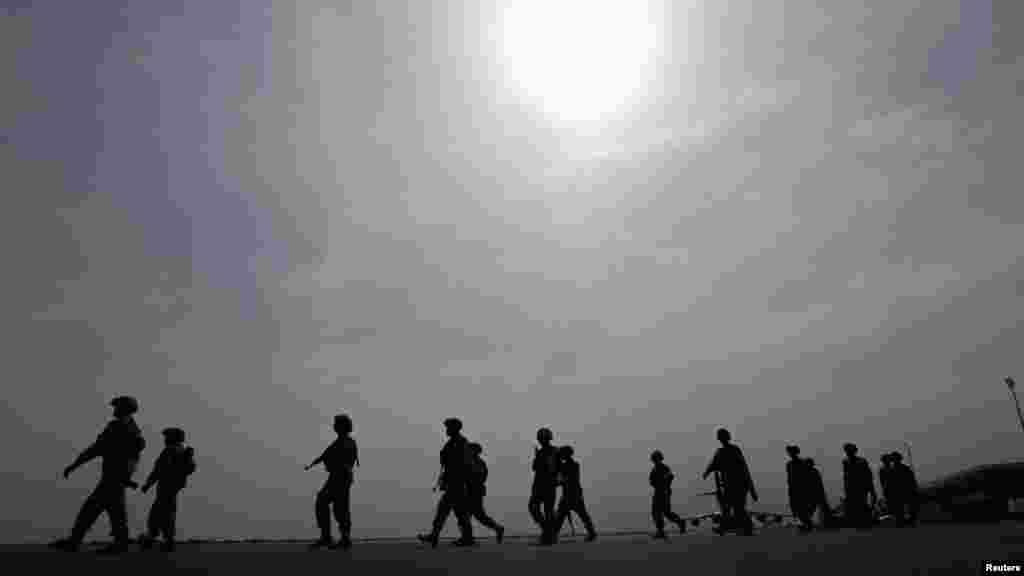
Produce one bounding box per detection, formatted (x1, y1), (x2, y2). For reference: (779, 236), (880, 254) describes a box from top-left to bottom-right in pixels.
(496, 0), (661, 135)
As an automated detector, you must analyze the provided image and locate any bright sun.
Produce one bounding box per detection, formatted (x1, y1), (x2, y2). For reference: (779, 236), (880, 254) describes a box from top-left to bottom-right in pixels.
(495, 1), (660, 135)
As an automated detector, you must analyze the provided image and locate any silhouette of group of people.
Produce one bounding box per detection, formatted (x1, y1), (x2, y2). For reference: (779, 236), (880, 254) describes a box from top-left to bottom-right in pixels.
(781, 442), (920, 533)
(51, 397), (195, 554)
(49, 397), (922, 554)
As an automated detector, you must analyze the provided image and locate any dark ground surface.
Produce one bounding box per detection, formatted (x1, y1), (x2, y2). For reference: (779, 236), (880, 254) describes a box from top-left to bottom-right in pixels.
(4, 523), (1021, 575)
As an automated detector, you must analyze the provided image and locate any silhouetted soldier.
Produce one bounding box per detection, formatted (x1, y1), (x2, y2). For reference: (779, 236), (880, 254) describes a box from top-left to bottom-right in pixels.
(879, 453), (895, 518)
(529, 427), (559, 545)
(890, 452), (919, 525)
(804, 458), (833, 529)
(649, 450), (687, 539)
(418, 418), (475, 548)
(50, 396), (146, 554)
(842, 443), (877, 529)
(466, 442), (505, 542)
(703, 428), (758, 535)
(305, 414), (359, 550)
(550, 446), (597, 543)
(786, 445), (813, 532)
(138, 427), (196, 552)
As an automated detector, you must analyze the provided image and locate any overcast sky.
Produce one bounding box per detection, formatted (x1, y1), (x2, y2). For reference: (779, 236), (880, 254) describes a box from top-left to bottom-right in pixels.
(2, 0), (1021, 542)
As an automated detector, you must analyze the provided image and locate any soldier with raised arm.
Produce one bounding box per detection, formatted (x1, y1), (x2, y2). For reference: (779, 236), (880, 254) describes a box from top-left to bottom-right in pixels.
(50, 396), (146, 554)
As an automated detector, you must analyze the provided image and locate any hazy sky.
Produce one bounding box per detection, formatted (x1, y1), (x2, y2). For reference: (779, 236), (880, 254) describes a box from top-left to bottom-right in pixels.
(2, 0), (1021, 542)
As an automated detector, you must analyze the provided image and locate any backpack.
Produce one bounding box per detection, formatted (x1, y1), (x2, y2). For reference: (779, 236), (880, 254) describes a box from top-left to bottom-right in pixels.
(170, 446), (196, 479)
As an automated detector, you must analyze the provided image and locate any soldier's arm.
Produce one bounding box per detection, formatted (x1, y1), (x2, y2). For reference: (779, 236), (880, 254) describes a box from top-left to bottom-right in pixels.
(739, 454), (758, 498)
(142, 451), (166, 491)
(305, 447), (328, 471)
(703, 452), (718, 479)
(65, 428), (109, 476)
(866, 464), (877, 498)
(353, 442), (359, 468)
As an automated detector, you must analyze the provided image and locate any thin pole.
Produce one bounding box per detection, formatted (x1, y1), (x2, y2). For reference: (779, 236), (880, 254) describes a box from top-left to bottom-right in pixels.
(1012, 387), (1024, 433)
(1006, 378), (1024, 433)
(903, 441), (914, 471)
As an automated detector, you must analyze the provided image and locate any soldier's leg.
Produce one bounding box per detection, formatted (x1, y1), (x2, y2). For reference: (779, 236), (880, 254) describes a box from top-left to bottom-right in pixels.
(145, 493), (163, 542)
(663, 497), (686, 531)
(332, 482), (352, 542)
(652, 495), (666, 535)
(715, 492), (733, 531)
(543, 490), (559, 542)
(69, 483), (107, 544)
(315, 486), (334, 542)
(163, 491), (179, 544)
(528, 490), (545, 528)
(795, 499), (813, 531)
(431, 492), (454, 537)
(453, 490), (475, 542)
(574, 499), (597, 538)
(470, 494), (501, 531)
(549, 499), (570, 542)
(104, 485), (130, 544)
(907, 494), (919, 525)
(730, 492), (752, 535)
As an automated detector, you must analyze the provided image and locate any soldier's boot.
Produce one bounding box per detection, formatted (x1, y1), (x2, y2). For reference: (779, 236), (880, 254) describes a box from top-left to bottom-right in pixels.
(96, 542), (127, 555)
(331, 531), (352, 550)
(652, 531), (667, 540)
(309, 532), (333, 550)
(417, 532), (439, 549)
(495, 524), (505, 544)
(49, 539), (80, 553)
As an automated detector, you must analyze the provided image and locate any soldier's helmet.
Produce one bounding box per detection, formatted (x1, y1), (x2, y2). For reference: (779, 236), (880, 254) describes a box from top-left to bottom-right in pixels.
(537, 427), (553, 443)
(334, 414), (353, 434)
(469, 442), (483, 455)
(444, 418), (463, 432)
(558, 445), (574, 458)
(162, 428), (186, 444)
(650, 450), (664, 462)
(110, 396), (139, 415)
(786, 445), (801, 456)
(843, 443), (858, 455)
(716, 428), (731, 442)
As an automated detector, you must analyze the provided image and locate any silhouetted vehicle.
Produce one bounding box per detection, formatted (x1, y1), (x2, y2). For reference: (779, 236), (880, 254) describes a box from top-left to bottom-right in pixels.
(916, 462), (1024, 523)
